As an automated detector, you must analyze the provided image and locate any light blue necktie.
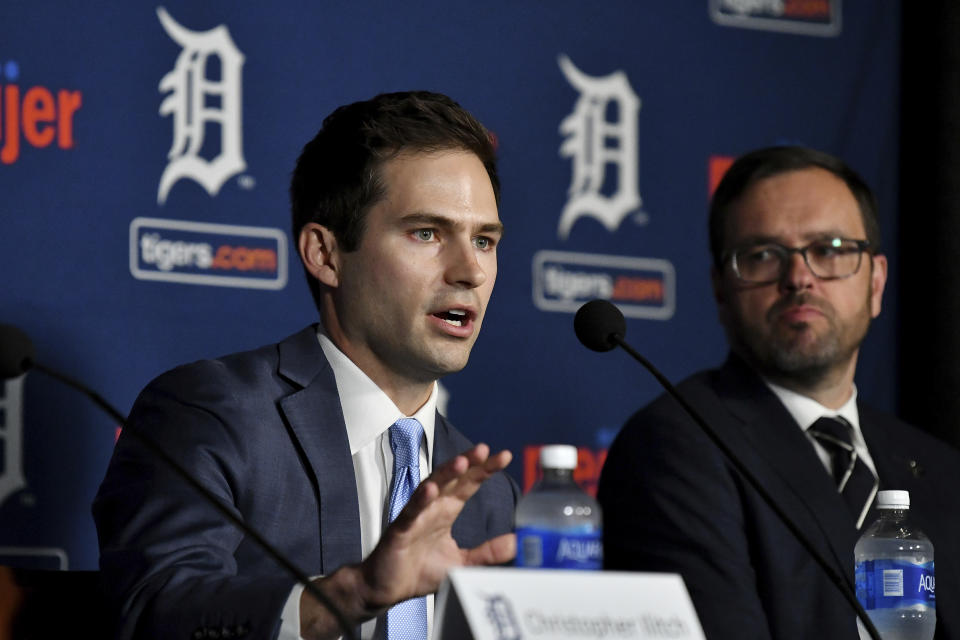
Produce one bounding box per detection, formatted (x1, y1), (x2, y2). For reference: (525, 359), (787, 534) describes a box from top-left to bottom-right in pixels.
(385, 418), (428, 640)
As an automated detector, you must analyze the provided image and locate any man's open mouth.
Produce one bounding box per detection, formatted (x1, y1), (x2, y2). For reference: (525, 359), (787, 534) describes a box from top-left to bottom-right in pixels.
(434, 309), (469, 327)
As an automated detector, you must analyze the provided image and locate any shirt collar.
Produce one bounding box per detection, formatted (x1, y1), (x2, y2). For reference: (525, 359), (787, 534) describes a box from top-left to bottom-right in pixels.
(763, 378), (861, 434)
(316, 328), (436, 458)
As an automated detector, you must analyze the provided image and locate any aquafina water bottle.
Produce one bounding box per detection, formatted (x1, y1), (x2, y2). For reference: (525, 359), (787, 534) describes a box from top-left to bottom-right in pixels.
(514, 444), (602, 569)
(855, 490), (935, 640)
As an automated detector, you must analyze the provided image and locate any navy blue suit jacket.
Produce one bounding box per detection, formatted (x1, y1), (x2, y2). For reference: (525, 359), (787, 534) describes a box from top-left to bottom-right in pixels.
(92, 325), (519, 640)
(598, 355), (960, 640)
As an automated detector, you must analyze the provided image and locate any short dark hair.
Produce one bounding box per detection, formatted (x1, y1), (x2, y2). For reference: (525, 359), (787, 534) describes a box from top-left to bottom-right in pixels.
(290, 90), (500, 309)
(708, 146), (881, 268)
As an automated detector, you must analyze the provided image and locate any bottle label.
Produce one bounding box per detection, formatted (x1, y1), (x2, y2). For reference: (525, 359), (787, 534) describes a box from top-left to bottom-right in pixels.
(515, 526), (602, 570)
(856, 559), (935, 610)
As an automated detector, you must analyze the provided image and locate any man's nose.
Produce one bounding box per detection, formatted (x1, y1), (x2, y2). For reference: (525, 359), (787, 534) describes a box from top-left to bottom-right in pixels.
(444, 238), (487, 288)
(780, 250), (815, 291)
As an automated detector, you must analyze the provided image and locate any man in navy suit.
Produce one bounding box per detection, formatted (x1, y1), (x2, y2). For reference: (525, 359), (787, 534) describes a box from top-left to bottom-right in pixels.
(93, 91), (518, 640)
(599, 146), (960, 639)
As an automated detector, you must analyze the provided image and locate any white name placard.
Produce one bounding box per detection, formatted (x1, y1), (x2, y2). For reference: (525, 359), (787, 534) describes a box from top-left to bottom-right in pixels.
(435, 568), (705, 640)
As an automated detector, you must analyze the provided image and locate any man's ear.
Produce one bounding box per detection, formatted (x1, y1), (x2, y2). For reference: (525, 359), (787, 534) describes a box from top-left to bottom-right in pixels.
(298, 222), (341, 288)
(869, 253), (888, 319)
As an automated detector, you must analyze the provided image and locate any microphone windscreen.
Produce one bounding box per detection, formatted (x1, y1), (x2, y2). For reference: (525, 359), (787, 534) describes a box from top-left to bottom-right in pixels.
(574, 299), (626, 352)
(0, 324), (35, 379)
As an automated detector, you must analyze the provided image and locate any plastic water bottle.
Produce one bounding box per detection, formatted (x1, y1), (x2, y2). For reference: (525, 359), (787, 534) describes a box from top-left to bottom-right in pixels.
(514, 444), (602, 569)
(855, 490), (935, 640)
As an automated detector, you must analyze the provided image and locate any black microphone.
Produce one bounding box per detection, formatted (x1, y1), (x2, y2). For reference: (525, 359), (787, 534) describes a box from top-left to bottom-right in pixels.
(573, 299), (624, 352)
(574, 300), (882, 640)
(0, 325), (357, 640)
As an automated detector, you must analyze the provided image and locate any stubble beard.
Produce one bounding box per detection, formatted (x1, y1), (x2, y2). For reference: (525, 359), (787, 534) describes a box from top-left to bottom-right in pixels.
(731, 292), (870, 389)
(413, 340), (474, 382)
(393, 325), (480, 385)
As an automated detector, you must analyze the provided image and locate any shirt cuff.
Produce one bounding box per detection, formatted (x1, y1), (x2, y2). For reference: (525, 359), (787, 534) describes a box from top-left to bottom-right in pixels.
(279, 582), (307, 640)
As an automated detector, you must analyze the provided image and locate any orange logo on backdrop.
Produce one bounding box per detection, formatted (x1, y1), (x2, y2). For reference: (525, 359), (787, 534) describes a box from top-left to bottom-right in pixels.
(211, 245), (278, 272)
(612, 275), (664, 303)
(708, 155), (735, 198)
(523, 445), (608, 498)
(783, 0), (831, 18)
(0, 62), (82, 165)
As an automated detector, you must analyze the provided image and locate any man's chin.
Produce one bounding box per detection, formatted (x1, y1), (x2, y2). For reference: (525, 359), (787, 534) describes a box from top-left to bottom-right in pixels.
(417, 349), (473, 380)
(736, 332), (834, 377)
(769, 352), (832, 375)
(756, 337), (844, 381)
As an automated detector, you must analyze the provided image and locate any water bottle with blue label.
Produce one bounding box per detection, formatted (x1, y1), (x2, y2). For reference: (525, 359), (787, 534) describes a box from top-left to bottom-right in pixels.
(855, 490), (935, 640)
(514, 444), (602, 570)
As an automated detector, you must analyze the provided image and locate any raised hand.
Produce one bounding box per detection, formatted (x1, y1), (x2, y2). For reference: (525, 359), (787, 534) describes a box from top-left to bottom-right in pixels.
(300, 444), (515, 640)
(361, 443), (515, 607)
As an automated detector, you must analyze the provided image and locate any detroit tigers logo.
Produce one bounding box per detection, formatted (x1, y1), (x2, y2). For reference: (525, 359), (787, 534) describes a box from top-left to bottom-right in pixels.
(557, 54), (642, 240)
(156, 7), (246, 205)
(0, 376), (26, 506)
(484, 594), (523, 640)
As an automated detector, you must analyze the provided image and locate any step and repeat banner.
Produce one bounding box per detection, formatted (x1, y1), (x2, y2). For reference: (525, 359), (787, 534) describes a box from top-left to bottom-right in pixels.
(1, 1), (900, 570)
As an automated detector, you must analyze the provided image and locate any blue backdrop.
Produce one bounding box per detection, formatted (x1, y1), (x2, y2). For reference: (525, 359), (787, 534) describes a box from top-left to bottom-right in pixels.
(0, 0), (901, 570)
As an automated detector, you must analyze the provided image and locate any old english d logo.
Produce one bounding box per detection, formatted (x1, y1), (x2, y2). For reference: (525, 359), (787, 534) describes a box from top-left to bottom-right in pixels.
(156, 7), (246, 204)
(557, 55), (641, 240)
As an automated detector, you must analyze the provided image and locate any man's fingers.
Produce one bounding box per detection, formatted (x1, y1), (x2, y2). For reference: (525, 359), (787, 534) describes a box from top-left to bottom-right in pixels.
(426, 452), (475, 489)
(459, 442), (491, 466)
(424, 444), (509, 495)
(436, 448), (512, 500)
(481, 449), (512, 473)
(389, 446), (512, 531)
(389, 479), (439, 531)
(463, 532), (517, 566)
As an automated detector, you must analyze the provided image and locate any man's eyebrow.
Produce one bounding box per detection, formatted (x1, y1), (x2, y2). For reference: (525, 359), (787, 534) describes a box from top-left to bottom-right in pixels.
(476, 221), (505, 237)
(733, 230), (852, 247)
(802, 230), (856, 241)
(730, 234), (780, 248)
(399, 212), (504, 236)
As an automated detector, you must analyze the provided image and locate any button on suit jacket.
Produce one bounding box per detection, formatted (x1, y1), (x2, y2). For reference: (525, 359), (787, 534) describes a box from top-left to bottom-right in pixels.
(93, 325), (519, 640)
(599, 355), (960, 640)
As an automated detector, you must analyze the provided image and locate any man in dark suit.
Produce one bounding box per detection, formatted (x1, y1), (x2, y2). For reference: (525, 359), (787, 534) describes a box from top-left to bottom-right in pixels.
(93, 91), (518, 640)
(599, 146), (960, 639)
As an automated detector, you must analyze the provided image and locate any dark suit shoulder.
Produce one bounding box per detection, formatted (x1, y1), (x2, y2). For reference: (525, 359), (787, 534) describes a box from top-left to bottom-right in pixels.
(142, 325), (321, 404)
(612, 366), (727, 453)
(861, 403), (960, 459)
(93, 328), (326, 640)
(143, 349), (275, 407)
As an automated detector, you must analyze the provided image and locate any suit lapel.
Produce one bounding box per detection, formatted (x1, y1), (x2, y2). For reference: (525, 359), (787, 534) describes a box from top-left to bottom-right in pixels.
(276, 326), (362, 574)
(711, 357), (860, 579)
(432, 413), (457, 467)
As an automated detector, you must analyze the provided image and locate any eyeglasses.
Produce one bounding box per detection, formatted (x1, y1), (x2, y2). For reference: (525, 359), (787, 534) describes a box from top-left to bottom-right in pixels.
(725, 238), (872, 284)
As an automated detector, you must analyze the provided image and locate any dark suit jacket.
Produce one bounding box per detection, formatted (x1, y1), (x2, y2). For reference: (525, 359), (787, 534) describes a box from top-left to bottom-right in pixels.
(598, 355), (960, 640)
(92, 325), (519, 640)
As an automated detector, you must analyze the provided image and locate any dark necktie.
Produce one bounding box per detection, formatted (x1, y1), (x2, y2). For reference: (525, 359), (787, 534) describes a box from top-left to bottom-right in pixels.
(385, 418), (428, 640)
(807, 416), (878, 528)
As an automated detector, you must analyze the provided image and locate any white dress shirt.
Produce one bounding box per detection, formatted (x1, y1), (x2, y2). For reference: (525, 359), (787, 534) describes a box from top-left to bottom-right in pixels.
(764, 380), (877, 477)
(279, 329), (437, 640)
